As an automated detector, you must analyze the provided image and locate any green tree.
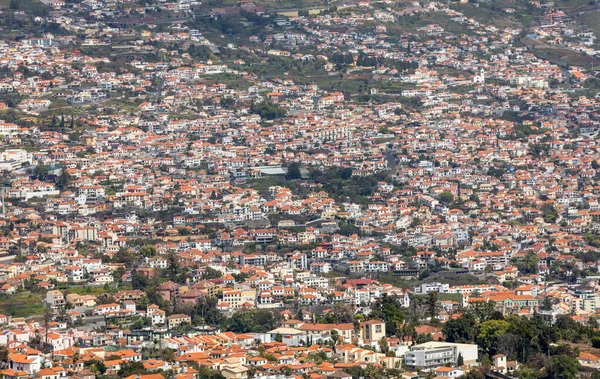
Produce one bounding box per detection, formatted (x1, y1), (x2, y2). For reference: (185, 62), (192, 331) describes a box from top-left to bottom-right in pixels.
(193, 296), (221, 326)
(250, 101), (286, 120)
(369, 294), (406, 337)
(220, 97), (235, 108)
(202, 266), (223, 280)
(427, 292), (438, 321)
(0, 345), (8, 364)
(477, 320), (510, 352)
(540, 297), (552, 311)
(33, 164), (49, 180)
(321, 303), (354, 324)
(118, 361), (146, 377)
(515, 252), (539, 274)
(285, 162), (302, 180)
(56, 169), (70, 190)
(188, 364), (226, 379)
(541, 203), (559, 223)
(443, 313), (477, 343)
(415, 333), (433, 344)
(545, 354), (580, 379)
(492, 332), (519, 358)
(462, 368), (485, 379)
(471, 301), (497, 322)
(439, 191), (454, 204)
(379, 336), (389, 354)
(93, 360), (106, 375)
(228, 309), (275, 333)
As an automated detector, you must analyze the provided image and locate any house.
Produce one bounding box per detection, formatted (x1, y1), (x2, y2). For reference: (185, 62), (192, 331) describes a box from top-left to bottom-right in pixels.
(2, 369), (30, 379)
(93, 303), (120, 316)
(360, 320), (386, 343)
(124, 374), (165, 379)
(579, 352), (600, 368)
(0, 284), (16, 295)
(66, 294), (97, 308)
(327, 371), (352, 379)
(433, 366), (464, 377)
(45, 290), (66, 312)
(35, 368), (60, 379)
(156, 281), (180, 302)
(298, 323), (356, 343)
(167, 314), (191, 329)
(7, 354), (43, 375)
(148, 309), (166, 326)
(221, 365), (248, 379)
(71, 369), (96, 379)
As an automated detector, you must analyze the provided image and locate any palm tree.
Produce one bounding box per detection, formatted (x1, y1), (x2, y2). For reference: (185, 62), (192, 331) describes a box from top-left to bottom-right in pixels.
(329, 329), (340, 353)
(378, 336), (389, 354)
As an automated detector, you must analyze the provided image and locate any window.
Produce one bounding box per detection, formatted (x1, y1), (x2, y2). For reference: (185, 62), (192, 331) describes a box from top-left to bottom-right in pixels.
(375, 325), (382, 333)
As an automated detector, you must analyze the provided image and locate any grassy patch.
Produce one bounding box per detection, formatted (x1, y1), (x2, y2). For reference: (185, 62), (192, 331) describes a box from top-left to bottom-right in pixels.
(201, 73), (252, 90)
(528, 47), (594, 68)
(278, 10), (298, 16)
(246, 175), (292, 192)
(295, 74), (368, 93)
(0, 292), (46, 317)
(278, 9), (322, 16)
(377, 271), (487, 289)
(240, 57), (327, 81)
(101, 98), (142, 112)
(521, 37), (596, 67)
(369, 79), (414, 93)
(60, 284), (133, 296)
(437, 293), (463, 302)
(203, 0), (328, 10)
(61, 286), (111, 296)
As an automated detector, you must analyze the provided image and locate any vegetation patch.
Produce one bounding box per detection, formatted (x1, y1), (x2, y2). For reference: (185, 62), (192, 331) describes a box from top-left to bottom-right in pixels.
(0, 292), (46, 317)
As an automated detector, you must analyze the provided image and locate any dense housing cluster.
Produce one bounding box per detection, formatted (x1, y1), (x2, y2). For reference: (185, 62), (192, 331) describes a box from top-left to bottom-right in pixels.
(0, 0), (600, 378)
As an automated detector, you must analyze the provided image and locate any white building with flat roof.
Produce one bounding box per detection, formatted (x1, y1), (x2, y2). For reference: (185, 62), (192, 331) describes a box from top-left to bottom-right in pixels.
(404, 341), (478, 369)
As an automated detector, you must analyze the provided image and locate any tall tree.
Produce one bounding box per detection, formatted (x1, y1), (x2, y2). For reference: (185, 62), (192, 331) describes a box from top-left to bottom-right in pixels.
(285, 162), (302, 180)
(427, 292), (438, 321)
